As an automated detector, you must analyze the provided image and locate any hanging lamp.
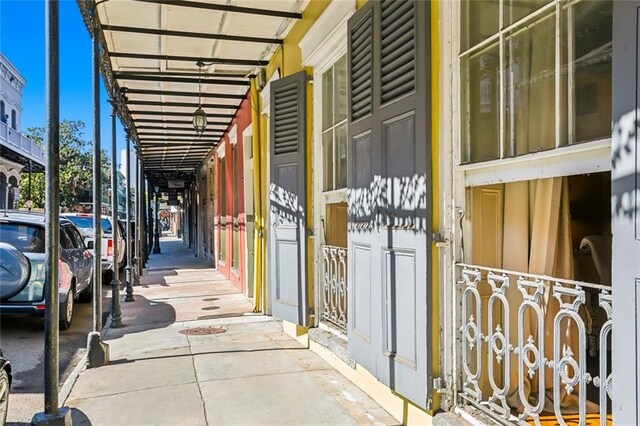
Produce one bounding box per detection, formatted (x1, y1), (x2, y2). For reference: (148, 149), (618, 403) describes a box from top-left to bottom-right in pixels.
(192, 61), (208, 135)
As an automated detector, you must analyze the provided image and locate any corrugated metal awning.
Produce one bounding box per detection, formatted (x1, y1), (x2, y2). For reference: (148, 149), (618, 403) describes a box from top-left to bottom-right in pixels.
(78, 0), (305, 182)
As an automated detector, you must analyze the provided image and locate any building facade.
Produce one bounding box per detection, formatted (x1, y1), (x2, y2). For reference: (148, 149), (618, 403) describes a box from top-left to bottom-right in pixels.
(0, 53), (45, 209)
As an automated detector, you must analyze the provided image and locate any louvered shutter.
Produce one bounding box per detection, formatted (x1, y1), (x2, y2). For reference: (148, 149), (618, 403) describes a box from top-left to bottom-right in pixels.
(269, 71), (308, 326)
(347, 0), (432, 409)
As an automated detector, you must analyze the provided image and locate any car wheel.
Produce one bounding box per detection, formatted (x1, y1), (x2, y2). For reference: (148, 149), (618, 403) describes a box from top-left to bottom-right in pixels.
(78, 277), (93, 303)
(60, 286), (74, 330)
(0, 369), (9, 425)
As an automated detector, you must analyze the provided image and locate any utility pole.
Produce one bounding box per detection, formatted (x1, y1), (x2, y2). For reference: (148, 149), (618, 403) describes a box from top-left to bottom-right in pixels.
(31, 1), (71, 423)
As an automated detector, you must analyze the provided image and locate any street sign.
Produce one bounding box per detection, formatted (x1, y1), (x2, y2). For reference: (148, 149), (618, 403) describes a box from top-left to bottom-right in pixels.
(168, 179), (185, 189)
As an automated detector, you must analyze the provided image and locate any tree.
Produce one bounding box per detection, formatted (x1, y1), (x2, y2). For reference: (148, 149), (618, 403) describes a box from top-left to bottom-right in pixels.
(19, 119), (112, 209)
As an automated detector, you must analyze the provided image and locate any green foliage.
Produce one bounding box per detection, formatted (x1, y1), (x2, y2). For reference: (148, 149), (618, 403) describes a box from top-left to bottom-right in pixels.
(18, 120), (112, 209)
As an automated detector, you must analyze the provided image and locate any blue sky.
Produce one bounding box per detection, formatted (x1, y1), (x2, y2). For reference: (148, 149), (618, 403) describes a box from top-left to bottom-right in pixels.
(0, 0), (127, 159)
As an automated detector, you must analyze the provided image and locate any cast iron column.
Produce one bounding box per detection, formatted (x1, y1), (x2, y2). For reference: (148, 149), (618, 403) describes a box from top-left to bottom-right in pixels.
(133, 150), (141, 285)
(147, 179), (154, 255)
(124, 134), (134, 301)
(86, 12), (109, 369)
(153, 188), (161, 254)
(109, 104), (123, 325)
(31, 2), (72, 423)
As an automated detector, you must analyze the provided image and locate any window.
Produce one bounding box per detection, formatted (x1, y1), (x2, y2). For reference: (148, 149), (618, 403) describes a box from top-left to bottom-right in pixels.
(11, 110), (16, 129)
(0, 100), (5, 122)
(60, 227), (74, 250)
(460, 0), (612, 164)
(322, 54), (348, 191)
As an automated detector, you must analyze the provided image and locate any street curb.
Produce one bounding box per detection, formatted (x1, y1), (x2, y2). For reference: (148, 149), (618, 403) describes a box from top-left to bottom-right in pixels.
(58, 298), (117, 406)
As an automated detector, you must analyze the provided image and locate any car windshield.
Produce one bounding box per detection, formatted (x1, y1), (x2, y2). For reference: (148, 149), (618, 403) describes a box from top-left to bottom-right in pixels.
(65, 216), (112, 234)
(0, 223), (45, 253)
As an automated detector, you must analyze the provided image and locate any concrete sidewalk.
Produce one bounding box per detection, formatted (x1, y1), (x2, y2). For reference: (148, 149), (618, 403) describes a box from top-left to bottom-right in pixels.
(64, 238), (398, 426)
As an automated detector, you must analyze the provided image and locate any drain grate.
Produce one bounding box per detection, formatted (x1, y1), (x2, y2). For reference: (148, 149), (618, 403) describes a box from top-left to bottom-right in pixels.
(179, 326), (226, 336)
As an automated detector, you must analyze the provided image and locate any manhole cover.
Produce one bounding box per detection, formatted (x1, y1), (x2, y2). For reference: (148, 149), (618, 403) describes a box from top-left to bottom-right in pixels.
(179, 326), (226, 336)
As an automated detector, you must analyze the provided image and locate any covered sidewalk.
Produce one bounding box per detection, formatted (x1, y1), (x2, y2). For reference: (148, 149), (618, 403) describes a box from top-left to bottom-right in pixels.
(62, 237), (397, 425)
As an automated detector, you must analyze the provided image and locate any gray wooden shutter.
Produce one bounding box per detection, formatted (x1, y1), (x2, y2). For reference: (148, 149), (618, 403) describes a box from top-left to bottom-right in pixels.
(269, 71), (308, 326)
(347, 0), (432, 409)
(611, 2), (640, 424)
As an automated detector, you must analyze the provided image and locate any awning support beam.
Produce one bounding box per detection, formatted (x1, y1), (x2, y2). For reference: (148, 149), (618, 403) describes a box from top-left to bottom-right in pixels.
(133, 0), (303, 19)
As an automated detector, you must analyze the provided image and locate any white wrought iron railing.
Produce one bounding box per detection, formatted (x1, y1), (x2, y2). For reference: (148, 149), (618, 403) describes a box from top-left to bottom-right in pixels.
(457, 263), (612, 426)
(0, 121), (45, 165)
(320, 245), (347, 333)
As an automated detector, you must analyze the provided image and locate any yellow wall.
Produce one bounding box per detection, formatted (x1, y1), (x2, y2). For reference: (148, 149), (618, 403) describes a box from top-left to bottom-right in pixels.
(259, 0), (332, 319)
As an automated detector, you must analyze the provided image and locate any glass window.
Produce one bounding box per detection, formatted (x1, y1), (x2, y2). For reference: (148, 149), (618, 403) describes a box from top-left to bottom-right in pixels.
(460, 0), (612, 165)
(322, 55), (348, 191)
(462, 44), (500, 163)
(219, 158), (226, 262)
(461, 0), (499, 52)
(69, 227), (86, 249)
(11, 110), (16, 129)
(0, 223), (45, 253)
(505, 13), (556, 157)
(60, 228), (74, 250)
(0, 101), (5, 122)
(561, 0), (612, 145)
(65, 216), (112, 234)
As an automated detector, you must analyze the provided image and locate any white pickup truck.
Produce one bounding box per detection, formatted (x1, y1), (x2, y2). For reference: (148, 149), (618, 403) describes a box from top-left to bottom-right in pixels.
(61, 213), (126, 278)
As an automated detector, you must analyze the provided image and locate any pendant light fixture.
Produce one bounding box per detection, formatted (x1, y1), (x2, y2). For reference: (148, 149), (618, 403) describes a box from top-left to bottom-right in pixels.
(192, 61), (208, 135)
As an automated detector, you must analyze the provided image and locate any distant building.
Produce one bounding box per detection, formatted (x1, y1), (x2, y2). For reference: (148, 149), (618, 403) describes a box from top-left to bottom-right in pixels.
(0, 53), (45, 209)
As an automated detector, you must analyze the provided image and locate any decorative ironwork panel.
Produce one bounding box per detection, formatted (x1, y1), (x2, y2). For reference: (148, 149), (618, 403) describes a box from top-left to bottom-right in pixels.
(457, 264), (613, 425)
(321, 245), (348, 333)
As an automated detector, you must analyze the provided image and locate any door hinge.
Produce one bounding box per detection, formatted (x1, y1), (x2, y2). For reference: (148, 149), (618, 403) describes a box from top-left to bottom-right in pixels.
(432, 232), (449, 248)
(433, 377), (449, 394)
(306, 228), (314, 237)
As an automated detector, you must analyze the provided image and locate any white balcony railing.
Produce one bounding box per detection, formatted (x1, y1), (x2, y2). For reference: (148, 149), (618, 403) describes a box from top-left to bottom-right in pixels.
(457, 263), (612, 426)
(320, 245), (347, 333)
(0, 121), (45, 166)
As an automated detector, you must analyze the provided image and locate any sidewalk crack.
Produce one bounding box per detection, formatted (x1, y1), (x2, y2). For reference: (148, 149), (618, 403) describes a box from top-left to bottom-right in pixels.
(188, 334), (210, 425)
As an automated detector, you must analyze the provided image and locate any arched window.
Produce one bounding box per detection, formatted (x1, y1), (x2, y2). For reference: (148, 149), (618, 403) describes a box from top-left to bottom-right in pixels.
(8, 176), (18, 209)
(0, 101), (5, 123)
(11, 110), (17, 129)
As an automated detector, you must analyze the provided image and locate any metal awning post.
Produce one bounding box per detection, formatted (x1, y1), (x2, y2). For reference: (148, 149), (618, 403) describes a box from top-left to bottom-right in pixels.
(109, 103), (123, 324)
(31, 2), (72, 424)
(133, 150), (142, 285)
(124, 133), (135, 301)
(86, 5), (109, 368)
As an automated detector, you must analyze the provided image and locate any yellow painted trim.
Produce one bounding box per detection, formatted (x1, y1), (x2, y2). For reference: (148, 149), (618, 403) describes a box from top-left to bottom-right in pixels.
(250, 79), (264, 312)
(430, 0), (441, 413)
(310, 341), (434, 425)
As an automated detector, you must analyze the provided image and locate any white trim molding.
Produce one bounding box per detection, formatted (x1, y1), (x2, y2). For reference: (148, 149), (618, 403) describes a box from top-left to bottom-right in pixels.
(216, 141), (226, 158)
(260, 69), (280, 117)
(299, 0), (355, 69)
(460, 138), (611, 187)
(228, 124), (238, 146)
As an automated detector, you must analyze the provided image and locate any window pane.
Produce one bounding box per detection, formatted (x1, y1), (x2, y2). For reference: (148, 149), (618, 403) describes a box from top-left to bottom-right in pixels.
(562, 0), (612, 145)
(219, 227), (226, 261)
(334, 55), (348, 124)
(322, 67), (334, 131)
(323, 130), (334, 191)
(505, 0), (553, 26)
(461, 43), (500, 163)
(461, 0), (498, 51)
(335, 123), (347, 190)
(505, 14), (556, 157)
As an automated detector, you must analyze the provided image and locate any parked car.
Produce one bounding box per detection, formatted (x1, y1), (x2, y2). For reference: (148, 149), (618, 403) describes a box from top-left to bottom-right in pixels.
(61, 213), (125, 277)
(0, 350), (11, 425)
(0, 212), (94, 329)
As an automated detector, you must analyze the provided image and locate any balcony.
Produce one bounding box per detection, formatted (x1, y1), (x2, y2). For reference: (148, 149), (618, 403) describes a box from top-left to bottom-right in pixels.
(320, 245), (347, 334)
(457, 263), (612, 425)
(0, 120), (46, 167)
